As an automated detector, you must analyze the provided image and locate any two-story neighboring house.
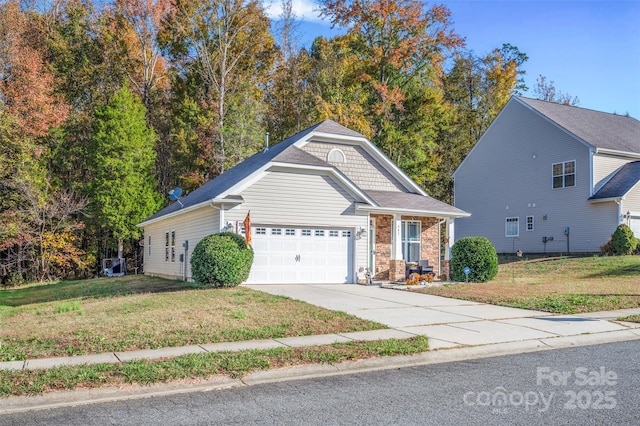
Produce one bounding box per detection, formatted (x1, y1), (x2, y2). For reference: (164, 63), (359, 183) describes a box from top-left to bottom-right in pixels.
(139, 120), (469, 284)
(453, 96), (640, 254)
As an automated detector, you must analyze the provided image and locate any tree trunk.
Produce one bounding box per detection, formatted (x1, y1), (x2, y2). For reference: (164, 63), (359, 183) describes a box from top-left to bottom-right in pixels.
(118, 238), (123, 259)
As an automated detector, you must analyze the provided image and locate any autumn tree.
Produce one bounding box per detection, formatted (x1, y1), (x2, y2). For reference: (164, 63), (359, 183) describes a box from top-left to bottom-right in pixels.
(265, 0), (316, 141)
(533, 74), (580, 106)
(317, 0), (464, 186)
(433, 45), (528, 202)
(88, 84), (162, 259)
(161, 0), (276, 183)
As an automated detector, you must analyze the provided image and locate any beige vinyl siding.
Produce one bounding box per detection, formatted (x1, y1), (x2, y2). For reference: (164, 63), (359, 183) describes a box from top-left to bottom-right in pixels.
(143, 207), (219, 280)
(225, 170), (369, 278)
(622, 182), (640, 219)
(454, 98), (616, 253)
(593, 154), (636, 192)
(301, 141), (406, 192)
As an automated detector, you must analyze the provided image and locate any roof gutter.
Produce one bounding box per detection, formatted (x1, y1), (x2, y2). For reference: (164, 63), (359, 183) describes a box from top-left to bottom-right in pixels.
(594, 148), (640, 160)
(137, 197), (243, 228)
(356, 204), (471, 219)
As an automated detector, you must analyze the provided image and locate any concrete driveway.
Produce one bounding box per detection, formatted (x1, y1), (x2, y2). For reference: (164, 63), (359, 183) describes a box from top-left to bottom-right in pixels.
(245, 284), (639, 349)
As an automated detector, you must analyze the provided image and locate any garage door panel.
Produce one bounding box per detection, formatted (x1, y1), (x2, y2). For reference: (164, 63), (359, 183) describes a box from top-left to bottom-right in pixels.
(247, 226), (353, 284)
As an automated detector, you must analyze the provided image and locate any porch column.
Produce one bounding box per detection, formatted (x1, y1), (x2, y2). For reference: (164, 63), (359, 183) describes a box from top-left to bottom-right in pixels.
(442, 218), (455, 280)
(445, 218), (454, 261)
(389, 214), (405, 281)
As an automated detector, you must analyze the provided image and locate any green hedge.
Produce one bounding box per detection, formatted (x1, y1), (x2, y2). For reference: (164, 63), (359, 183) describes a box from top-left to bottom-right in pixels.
(451, 236), (499, 283)
(190, 232), (253, 287)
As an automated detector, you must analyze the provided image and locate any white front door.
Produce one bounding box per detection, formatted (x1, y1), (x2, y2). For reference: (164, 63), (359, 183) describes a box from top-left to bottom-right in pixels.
(247, 226), (353, 284)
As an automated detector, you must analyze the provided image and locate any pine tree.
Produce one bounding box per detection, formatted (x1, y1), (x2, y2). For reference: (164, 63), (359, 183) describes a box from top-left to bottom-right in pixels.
(88, 84), (162, 258)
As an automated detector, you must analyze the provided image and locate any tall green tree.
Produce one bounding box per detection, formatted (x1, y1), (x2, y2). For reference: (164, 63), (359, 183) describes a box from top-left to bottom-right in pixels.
(88, 84), (162, 258)
(160, 0), (275, 182)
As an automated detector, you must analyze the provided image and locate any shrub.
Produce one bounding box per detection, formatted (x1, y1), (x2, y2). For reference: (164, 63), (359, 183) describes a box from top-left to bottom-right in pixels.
(190, 232), (254, 287)
(451, 236), (499, 283)
(611, 224), (637, 255)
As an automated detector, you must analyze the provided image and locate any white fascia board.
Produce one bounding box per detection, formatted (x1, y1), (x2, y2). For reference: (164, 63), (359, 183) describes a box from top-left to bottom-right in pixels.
(588, 196), (624, 204)
(137, 197), (243, 227)
(356, 204), (471, 219)
(595, 148), (640, 159)
(296, 131), (428, 196)
(268, 162), (379, 206)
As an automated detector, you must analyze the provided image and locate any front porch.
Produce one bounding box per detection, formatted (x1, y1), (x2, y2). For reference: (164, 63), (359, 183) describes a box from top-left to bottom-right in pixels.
(369, 214), (452, 282)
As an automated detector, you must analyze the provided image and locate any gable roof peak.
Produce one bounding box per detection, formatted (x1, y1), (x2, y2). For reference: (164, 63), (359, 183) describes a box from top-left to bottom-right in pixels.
(311, 119), (366, 139)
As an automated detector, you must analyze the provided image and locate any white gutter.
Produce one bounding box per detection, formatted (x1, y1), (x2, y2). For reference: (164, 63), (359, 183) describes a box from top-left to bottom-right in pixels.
(138, 197), (243, 227)
(356, 204), (471, 219)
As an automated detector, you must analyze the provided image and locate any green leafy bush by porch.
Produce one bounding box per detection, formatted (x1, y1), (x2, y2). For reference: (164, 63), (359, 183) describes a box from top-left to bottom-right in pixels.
(611, 224), (637, 255)
(191, 232), (254, 287)
(451, 236), (498, 283)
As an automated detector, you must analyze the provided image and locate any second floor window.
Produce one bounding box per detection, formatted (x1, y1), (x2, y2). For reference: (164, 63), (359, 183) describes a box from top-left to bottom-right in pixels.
(553, 160), (575, 189)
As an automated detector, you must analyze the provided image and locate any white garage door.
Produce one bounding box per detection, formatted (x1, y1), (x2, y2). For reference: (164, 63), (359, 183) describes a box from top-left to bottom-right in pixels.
(247, 226), (353, 284)
(629, 216), (640, 238)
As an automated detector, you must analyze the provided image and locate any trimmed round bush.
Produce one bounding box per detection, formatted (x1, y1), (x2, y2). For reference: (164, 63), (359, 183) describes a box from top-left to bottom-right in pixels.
(191, 232), (254, 287)
(611, 224), (637, 255)
(451, 236), (499, 283)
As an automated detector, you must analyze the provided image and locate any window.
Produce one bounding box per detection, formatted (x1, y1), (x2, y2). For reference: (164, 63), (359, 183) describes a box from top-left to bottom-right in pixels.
(526, 216), (534, 231)
(315, 229), (325, 237)
(329, 230), (339, 237)
(342, 230), (351, 238)
(553, 160), (576, 189)
(170, 231), (176, 262)
(271, 228), (282, 236)
(255, 227), (266, 235)
(165, 232), (169, 262)
(401, 221), (421, 263)
(285, 228), (296, 236)
(327, 148), (346, 164)
(506, 217), (519, 237)
(301, 229), (312, 236)
(148, 236), (151, 256)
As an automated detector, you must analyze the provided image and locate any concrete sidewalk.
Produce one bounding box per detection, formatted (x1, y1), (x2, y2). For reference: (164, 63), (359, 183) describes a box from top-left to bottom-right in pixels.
(2, 283), (639, 372)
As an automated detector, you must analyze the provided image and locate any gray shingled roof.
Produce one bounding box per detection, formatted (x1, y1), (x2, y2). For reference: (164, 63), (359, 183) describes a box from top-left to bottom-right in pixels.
(141, 120), (363, 223)
(590, 161), (640, 200)
(365, 190), (469, 216)
(517, 97), (640, 154)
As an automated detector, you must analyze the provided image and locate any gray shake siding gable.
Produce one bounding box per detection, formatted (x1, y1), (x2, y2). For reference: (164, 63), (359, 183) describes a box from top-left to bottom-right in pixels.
(302, 142), (406, 192)
(454, 96), (639, 253)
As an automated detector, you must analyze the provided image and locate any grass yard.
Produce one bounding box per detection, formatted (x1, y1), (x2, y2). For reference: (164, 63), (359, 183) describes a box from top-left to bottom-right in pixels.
(0, 276), (385, 362)
(414, 255), (640, 314)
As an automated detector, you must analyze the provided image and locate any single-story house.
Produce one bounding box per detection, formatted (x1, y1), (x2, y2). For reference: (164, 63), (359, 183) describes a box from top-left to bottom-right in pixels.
(139, 120), (469, 284)
(453, 96), (640, 253)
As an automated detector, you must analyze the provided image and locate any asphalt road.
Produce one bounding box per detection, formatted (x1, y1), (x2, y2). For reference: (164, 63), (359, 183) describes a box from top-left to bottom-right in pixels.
(3, 340), (639, 425)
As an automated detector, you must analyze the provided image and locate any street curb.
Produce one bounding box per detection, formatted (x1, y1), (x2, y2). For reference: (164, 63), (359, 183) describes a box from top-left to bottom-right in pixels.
(2, 330), (638, 415)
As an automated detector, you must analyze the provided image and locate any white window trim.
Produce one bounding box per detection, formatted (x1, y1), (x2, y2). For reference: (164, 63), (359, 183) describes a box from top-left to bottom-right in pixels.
(401, 220), (421, 262)
(327, 148), (346, 164)
(526, 215), (534, 232)
(170, 230), (176, 263)
(552, 160), (576, 189)
(505, 217), (519, 237)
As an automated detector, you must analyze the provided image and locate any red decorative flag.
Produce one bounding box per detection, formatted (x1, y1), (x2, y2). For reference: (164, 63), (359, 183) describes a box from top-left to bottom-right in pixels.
(243, 211), (251, 246)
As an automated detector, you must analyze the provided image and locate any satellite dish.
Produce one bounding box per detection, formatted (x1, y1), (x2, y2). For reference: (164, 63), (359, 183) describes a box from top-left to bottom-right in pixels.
(168, 187), (184, 208)
(168, 187), (182, 200)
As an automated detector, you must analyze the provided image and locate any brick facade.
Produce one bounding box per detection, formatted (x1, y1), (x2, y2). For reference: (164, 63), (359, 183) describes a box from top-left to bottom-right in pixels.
(371, 214), (440, 281)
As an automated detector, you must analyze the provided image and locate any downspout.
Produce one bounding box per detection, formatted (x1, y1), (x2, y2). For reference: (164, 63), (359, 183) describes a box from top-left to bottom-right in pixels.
(210, 201), (226, 231)
(615, 198), (623, 225)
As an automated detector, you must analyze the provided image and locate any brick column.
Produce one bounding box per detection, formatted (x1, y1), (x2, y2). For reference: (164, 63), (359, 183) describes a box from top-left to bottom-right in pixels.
(389, 259), (406, 282)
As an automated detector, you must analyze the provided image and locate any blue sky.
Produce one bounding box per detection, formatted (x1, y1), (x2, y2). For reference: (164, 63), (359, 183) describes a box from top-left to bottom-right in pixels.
(264, 1), (640, 118)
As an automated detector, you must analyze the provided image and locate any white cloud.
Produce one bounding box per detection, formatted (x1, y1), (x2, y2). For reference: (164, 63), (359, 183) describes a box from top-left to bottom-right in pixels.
(263, 0), (326, 23)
